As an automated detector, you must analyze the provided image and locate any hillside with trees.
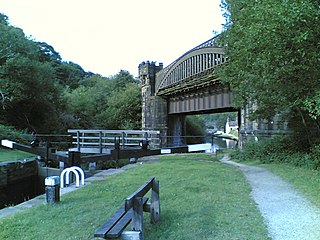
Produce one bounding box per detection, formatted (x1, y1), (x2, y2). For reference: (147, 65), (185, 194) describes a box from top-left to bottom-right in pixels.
(0, 13), (141, 139)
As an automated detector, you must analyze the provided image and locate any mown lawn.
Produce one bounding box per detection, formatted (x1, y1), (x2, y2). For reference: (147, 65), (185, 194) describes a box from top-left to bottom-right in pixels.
(0, 148), (35, 162)
(0, 153), (270, 240)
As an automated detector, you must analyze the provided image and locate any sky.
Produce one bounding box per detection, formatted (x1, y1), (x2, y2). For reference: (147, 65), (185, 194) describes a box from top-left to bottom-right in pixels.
(0, 0), (225, 77)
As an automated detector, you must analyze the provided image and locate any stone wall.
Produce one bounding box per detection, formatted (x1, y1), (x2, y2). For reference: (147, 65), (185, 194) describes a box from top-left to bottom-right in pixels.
(139, 61), (168, 137)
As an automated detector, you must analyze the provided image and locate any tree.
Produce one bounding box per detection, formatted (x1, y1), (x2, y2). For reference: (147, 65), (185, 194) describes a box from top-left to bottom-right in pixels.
(36, 41), (62, 64)
(95, 83), (141, 129)
(64, 71), (141, 129)
(185, 116), (206, 144)
(56, 61), (88, 89)
(218, 0), (320, 146)
(0, 13), (64, 132)
(1, 56), (64, 132)
(0, 13), (141, 133)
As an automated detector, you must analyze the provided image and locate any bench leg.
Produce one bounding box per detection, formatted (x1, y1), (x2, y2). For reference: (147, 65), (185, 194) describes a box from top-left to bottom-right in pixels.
(132, 197), (144, 240)
(151, 180), (160, 224)
(121, 231), (142, 240)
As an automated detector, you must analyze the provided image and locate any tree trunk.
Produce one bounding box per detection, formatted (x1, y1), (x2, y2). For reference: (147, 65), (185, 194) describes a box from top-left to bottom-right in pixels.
(297, 108), (313, 147)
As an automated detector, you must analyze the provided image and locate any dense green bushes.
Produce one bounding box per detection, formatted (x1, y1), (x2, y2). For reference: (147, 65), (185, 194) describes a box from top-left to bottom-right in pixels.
(232, 136), (320, 170)
(0, 124), (31, 143)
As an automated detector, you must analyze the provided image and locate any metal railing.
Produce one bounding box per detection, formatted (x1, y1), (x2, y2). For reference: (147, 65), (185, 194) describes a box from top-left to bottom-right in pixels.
(68, 129), (161, 154)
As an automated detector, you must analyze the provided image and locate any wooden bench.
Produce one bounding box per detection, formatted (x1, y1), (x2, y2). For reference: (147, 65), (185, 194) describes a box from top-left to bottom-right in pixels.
(94, 177), (160, 239)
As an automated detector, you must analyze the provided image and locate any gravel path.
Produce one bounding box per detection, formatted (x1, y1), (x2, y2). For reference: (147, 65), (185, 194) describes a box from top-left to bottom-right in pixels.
(220, 155), (320, 240)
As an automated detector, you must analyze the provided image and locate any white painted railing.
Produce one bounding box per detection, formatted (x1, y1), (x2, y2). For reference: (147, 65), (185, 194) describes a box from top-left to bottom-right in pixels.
(68, 129), (161, 153)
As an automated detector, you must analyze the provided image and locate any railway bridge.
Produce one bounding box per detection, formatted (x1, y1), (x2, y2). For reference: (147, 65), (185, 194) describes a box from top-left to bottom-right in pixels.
(139, 36), (289, 146)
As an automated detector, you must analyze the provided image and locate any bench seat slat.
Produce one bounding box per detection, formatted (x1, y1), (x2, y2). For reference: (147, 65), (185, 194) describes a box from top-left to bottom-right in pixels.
(94, 204), (126, 238)
(106, 209), (133, 238)
(96, 197), (149, 238)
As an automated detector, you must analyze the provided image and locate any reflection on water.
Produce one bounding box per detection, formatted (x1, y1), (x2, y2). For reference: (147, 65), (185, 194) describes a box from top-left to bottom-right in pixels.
(207, 137), (237, 152)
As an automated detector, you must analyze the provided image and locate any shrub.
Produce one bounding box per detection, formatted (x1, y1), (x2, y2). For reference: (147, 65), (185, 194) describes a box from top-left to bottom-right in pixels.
(310, 145), (320, 170)
(0, 124), (31, 144)
(232, 136), (320, 170)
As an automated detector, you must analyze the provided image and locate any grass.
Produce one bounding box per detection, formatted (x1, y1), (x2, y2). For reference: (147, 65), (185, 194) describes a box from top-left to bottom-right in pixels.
(0, 148), (36, 162)
(257, 163), (320, 209)
(0, 153), (270, 240)
(229, 151), (320, 210)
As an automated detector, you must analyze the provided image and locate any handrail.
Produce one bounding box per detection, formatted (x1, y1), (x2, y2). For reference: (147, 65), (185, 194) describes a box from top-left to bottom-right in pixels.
(68, 129), (161, 152)
(68, 129), (160, 134)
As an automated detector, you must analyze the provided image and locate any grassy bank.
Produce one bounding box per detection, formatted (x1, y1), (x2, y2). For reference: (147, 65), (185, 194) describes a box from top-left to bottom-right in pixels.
(229, 151), (320, 208)
(229, 136), (320, 210)
(0, 148), (35, 163)
(255, 163), (320, 209)
(0, 153), (270, 240)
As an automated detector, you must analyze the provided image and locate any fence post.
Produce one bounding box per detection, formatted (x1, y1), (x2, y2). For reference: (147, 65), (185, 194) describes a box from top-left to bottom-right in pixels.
(99, 131), (103, 154)
(121, 132), (125, 149)
(114, 137), (120, 166)
(76, 131), (80, 151)
(68, 151), (80, 167)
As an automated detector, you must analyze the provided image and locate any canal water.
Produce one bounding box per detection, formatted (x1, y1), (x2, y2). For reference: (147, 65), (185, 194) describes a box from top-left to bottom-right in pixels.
(209, 137), (238, 152)
(0, 159), (45, 210)
(0, 176), (44, 210)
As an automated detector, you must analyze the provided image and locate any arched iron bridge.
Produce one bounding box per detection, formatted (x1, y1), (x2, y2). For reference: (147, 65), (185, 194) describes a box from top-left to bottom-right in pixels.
(155, 36), (227, 96)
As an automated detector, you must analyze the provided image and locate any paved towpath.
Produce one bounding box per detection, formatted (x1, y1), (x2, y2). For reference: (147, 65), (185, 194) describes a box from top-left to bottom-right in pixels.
(220, 155), (320, 240)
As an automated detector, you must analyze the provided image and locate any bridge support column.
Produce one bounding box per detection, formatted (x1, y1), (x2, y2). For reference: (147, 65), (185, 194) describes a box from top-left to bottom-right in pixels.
(168, 115), (186, 147)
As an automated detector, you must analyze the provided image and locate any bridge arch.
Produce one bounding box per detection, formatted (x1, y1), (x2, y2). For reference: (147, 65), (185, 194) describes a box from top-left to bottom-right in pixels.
(156, 46), (226, 93)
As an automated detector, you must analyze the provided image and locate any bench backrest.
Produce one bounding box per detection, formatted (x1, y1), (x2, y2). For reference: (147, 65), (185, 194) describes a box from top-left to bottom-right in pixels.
(94, 176), (160, 239)
(125, 176), (155, 211)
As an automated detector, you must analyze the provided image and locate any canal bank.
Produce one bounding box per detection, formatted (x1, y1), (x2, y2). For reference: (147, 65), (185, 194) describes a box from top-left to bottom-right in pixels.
(0, 162), (138, 219)
(0, 158), (41, 209)
(0, 158), (73, 210)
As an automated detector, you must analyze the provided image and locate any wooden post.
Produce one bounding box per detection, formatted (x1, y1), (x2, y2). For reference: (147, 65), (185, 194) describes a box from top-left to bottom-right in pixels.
(121, 231), (142, 240)
(150, 180), (160, 224)
(114, 137), (120, 167)
(99, 131), (102, 154)
(68, 151), (80, 167)
(132, 197), (144, 240)
(122, 132), (125, 149)
(76, 131), (80, 151)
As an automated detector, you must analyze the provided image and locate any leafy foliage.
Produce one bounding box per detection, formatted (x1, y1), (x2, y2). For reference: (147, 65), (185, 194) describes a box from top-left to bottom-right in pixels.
(218, 0), (320, 147)
(0, 13), (142, 135)
(219, 0), (320, 115)
(64, 70), (141, 129)
(0, 124), (30, 143)
(232, 136), (320, 170)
